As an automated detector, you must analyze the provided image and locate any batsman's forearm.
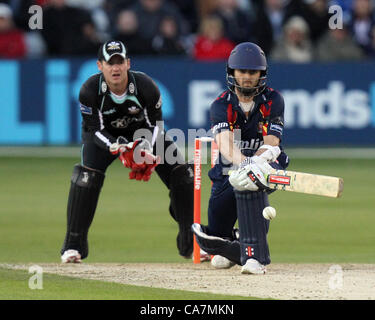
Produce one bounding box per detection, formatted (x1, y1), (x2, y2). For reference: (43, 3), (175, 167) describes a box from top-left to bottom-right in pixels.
(255, 134), (280, 157)
(215, 130), (246, 165)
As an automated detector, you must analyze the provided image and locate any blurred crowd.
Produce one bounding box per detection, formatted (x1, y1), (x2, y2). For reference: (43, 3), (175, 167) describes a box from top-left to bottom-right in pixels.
(0, 0), (374, 62)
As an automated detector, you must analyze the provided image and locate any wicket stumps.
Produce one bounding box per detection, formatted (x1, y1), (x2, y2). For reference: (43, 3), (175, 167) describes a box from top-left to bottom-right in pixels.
(193, 137), (219, 264)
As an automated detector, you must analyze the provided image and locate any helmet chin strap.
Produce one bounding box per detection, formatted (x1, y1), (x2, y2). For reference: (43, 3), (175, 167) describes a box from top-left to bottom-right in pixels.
(237, 86), (257, 97)
(226, 73), (266, 98)
(233, 75), (267, 98)
(234, 79), (258, 97)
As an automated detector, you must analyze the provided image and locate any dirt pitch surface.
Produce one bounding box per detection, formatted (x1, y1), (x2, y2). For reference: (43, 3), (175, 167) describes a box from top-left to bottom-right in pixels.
(2, 263), (375, 300)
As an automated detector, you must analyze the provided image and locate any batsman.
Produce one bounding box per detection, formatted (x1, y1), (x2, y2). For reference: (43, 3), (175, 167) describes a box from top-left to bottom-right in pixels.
(61, 40), (194, 263)
(192, 42), (289, 274)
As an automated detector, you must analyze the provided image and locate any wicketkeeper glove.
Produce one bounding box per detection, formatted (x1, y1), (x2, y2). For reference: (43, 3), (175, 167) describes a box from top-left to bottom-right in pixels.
(109, 136), (130, 155)
(118, 138), (160, 181)
(118, 138), (152, 168)
(128, 158), (159, 181)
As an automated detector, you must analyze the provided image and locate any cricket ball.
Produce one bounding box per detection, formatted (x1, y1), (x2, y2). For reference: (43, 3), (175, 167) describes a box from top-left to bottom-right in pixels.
(262, 206), (276, 220)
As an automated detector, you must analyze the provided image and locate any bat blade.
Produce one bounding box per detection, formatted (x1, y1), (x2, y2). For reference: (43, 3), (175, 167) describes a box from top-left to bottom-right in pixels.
(267, 169), (344, 198)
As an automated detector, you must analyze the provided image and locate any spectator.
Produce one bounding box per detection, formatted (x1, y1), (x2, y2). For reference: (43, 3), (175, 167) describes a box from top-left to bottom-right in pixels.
(328, 0), (353, 23)
(65, 0), (110, 41)
(193, 15), (235, 61)
(315, 23), (365, 61)
(368, 24), (375, 56)
(271, 15), (313, 63)
(348, 0), (375, 55)
(211, 0), (254, 44)
(24, 30), (47, 58)
(105, 0), (136, 33)
(0, 1), (46, 57)
(0, 0), (36, 30)
(237, 0), (252, 10)
(302, 0), (331, 43)
(152, 15), (187, 55)
(170, 0), (199, 33)
(130, 0), (189, 41)
(195, 0), (219, 18)
(41, 0), (101, 56)
(0, 3), (26, 58)
(105, 0), (136, 12)
(251, 0), (299, 56)
(114, 9), (154, 55)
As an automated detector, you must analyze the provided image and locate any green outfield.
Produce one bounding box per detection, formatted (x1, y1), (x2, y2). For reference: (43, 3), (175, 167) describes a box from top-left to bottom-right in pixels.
(0, 268), (256, 300)
(0, 154), (374, 299)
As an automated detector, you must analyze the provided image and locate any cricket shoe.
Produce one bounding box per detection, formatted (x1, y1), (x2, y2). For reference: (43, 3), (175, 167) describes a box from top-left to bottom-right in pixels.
(241, 258), (266, 275)
(61, 249), (82, 263)
(211, 255), (235, 269)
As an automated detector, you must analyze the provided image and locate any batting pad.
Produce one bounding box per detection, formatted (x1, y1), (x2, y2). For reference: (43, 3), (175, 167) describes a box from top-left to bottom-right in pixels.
(234, 190), (271, 265)
(61, 164), (105, 259)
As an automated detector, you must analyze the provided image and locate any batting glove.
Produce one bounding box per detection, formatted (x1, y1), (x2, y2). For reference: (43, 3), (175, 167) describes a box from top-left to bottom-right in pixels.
(230, 157), (272, 191)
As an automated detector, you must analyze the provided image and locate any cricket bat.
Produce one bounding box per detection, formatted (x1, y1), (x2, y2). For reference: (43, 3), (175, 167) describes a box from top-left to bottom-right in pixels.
(266, 169), (344, 198)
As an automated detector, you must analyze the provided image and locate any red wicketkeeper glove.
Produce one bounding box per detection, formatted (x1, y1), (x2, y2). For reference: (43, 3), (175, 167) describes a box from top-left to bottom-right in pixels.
(109, 136), (130, 155)
(117, 139), (160, 181)
(128, 159), (159, 181)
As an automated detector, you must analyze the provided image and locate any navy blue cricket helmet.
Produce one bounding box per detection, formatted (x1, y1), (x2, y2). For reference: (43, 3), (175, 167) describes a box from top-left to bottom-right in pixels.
(226, 42), (268, 97)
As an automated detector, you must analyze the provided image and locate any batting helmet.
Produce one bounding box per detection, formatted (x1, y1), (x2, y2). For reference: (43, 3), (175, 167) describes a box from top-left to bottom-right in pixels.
(226, 42), (267, 97)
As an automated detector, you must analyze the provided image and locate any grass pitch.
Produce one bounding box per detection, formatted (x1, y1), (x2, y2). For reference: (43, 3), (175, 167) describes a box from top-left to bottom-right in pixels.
(0, 154), (374, 299)
(0, 267), (257, 300)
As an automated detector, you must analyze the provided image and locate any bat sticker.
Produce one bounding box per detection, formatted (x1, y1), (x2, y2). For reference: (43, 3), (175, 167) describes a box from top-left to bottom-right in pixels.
(268, 175), (291, 185)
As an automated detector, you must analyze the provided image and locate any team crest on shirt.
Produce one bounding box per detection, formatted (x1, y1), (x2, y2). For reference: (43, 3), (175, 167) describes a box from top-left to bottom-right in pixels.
(257, 121), (264, 133)
(128, 106), (140, 114)
(129, 83), (135, 94)
(101, 81), (107, 93)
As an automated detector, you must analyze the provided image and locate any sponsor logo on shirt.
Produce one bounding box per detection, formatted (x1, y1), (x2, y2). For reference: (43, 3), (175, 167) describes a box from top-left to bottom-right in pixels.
(80, 104), (92, 115)
(212, 122), (229, 134)
(270, 123), (283, 134)
(102, 108), (116, 115)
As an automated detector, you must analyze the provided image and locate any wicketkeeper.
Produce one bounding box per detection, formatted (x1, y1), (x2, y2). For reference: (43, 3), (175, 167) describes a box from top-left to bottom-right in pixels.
(61, 40), (194, 263)
(192, 42), (290, 274)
